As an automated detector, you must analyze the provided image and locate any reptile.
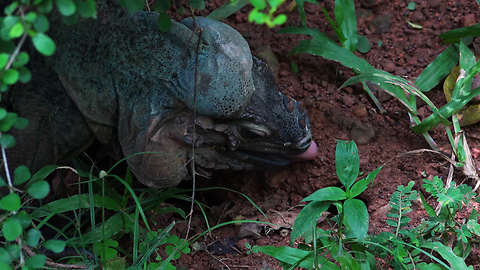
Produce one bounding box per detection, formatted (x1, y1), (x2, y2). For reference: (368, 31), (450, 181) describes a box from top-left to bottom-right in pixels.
(5, 2), (317, 189)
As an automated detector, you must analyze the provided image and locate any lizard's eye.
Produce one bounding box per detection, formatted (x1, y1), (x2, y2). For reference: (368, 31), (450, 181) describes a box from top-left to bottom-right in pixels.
(237, 126), (268, 140)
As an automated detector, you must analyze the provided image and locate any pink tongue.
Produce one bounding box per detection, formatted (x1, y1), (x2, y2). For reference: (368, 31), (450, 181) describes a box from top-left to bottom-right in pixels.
(290, 141), (318, 161)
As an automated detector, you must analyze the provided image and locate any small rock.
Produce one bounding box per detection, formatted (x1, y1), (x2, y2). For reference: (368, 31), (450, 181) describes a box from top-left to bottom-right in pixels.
(410, 10), (424, 23)
(237, 238), (253, 253)
(359, 0), (385, 8)
(426, 0), (441, 8)
(350, 121), (376, 144)
(462, 14), (477, 27)
(327, 83), (337, 94)
(342, 95), (355, 107)
(395, 67), (407, 75)
(279, 69), (289, 77)
(369, 14), (393, 34)
(304, 83), (315, 92)
(353, 104), (367, 118)
(355, 8), (374, 20)
(239, 222), (262, 239)
(423, 20), (434, 29)
(254, 46), (280, 76)
(383, 59), (396, 72)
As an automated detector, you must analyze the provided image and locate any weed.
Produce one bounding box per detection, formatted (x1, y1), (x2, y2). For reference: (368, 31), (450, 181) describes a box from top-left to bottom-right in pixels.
(251, 141), (476, 269)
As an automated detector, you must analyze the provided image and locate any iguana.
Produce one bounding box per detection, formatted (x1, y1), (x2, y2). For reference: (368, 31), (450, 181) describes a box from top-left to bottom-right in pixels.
(5, 2), (317, 189)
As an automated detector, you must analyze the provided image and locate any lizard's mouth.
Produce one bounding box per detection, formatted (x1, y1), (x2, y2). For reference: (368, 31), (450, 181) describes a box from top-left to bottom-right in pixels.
(217, 139), (318, 167)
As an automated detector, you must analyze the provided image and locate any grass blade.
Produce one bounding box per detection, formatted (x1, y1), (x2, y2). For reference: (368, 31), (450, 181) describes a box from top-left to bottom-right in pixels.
(415, 45), (459, 92)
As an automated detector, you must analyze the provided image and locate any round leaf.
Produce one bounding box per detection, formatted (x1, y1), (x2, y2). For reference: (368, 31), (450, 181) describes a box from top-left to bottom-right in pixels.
(2, 218), (22, 241)
(34, 14), (50, 33)
(0, 193), (21, 212)
(56, 0), (77, 16)
(0, 262), (11, 270)
(12, 117), (28, 130)
(43, 239), (66, 253)
(0, 108), (7, 120)
(27, 180), (50, 199)
(2, 69), (19, 85)
(124, 0), (145, 13)
(26, 254), (47, 268)
(24, 12), (37, 23)
(32, 33), (56, 56)
(0, 53), (9, 69)
(18, 66), (31, 83)
(26, 229), (42, 247)
(0, 247), (11, 264)
(12, 52), (29, 68)
(9, 22), (23, 39)
(14, 165), (31, 185)
(76, 0), (97, 18)
(250, 0), (266, 10)
(157, 12), (172, 33)
(0, 134), (16, 148)
(273, 14), (287, 26)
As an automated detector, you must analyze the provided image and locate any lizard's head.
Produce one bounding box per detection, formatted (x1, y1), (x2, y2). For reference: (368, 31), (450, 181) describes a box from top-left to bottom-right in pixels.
(125, 17), (316, 188)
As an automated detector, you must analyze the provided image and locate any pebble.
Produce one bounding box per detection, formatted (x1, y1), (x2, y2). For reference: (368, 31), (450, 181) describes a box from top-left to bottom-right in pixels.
(350, 121), (376, 144)
(383, 59), (396, 73)
(279, 69), (289, 77)
(369, 14), (393, 34)
(342, 95), (355, 107)
(410, 10), (424, 23)
(327, 83), (337, 94)
(359, 0), (385, 8)
(426, 0), (441, 8)
(462, 14), (477, 27)
(396, 67), (407, 75)
(353, 104), (368, 118)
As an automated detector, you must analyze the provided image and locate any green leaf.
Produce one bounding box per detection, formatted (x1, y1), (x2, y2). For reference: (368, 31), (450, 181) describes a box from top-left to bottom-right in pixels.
(26, 229), (42, 247)
(18, 66), (31, 83)
(0, 134), (16, 148)
(12, 117), (28, 129)
(43, 240), (66, 253)
(24, 12), (37, 23)
(189, 0), (205, 9)
(124, 0), (145, 13)
(12, 52), (29, 68)
(335, 0), (358, 52)
(336, 140), (359, 190)
(38, 0), (54, 13)
(13, 165), (31, 185)
(348, 177), (370, 198)
(27, 180), (50, 199)
(32, 33), (56, 56)
(154, 0), (170, 12)
(74, 0), (97, 18)
(273, 14), (287, 25)
(4, 2), (18, 15)
(157, 12), (172, 33)
(250, 0), (267, 9)
(0, 53), (9, 69)
(2, 218), (22, 241)
(2, 69), (19, 85)
(419, 192), (437, 217)
(357, 34), (371, 53)
(8, 22), (23, 39)
(440, 23), (480, 43)
(421, 242), (471, 269)
(343, 198), (369, 241)
(0, 193), (21, 212)
(0, 247), (11, 264)
(408, 1), (416, 10)
(303, 186), (346, 202)
(290, 201), (331, 244)
(415, 45), (459, 92)
(0, 108), (6, 121)
(207, 0), (249, 20)
(56, 0), (77, 16)
(26, 254), (47, 268)
(255, 245), (341, 269)
(29, 165), (58, 185)
(0, 112), (18, 132)
(34, 14), (50, 33)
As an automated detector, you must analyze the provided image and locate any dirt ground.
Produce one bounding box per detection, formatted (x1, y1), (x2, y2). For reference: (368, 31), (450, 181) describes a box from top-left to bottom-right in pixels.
(162, 0), (480, 269)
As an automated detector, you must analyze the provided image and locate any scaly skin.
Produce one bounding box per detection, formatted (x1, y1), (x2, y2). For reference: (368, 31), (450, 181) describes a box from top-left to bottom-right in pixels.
(6, 2), (315, 188)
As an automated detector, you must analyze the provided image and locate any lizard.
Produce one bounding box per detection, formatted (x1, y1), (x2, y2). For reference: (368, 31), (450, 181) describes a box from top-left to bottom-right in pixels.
(4, 1), (317, 189)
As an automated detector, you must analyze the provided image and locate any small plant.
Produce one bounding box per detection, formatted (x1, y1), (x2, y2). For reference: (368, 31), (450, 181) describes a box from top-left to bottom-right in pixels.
(250, 141), (476, 269)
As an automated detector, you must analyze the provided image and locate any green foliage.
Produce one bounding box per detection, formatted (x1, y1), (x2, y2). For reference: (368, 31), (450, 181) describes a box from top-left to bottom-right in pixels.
(248, 0), (287, 28)
(252, 141), (477, 269)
